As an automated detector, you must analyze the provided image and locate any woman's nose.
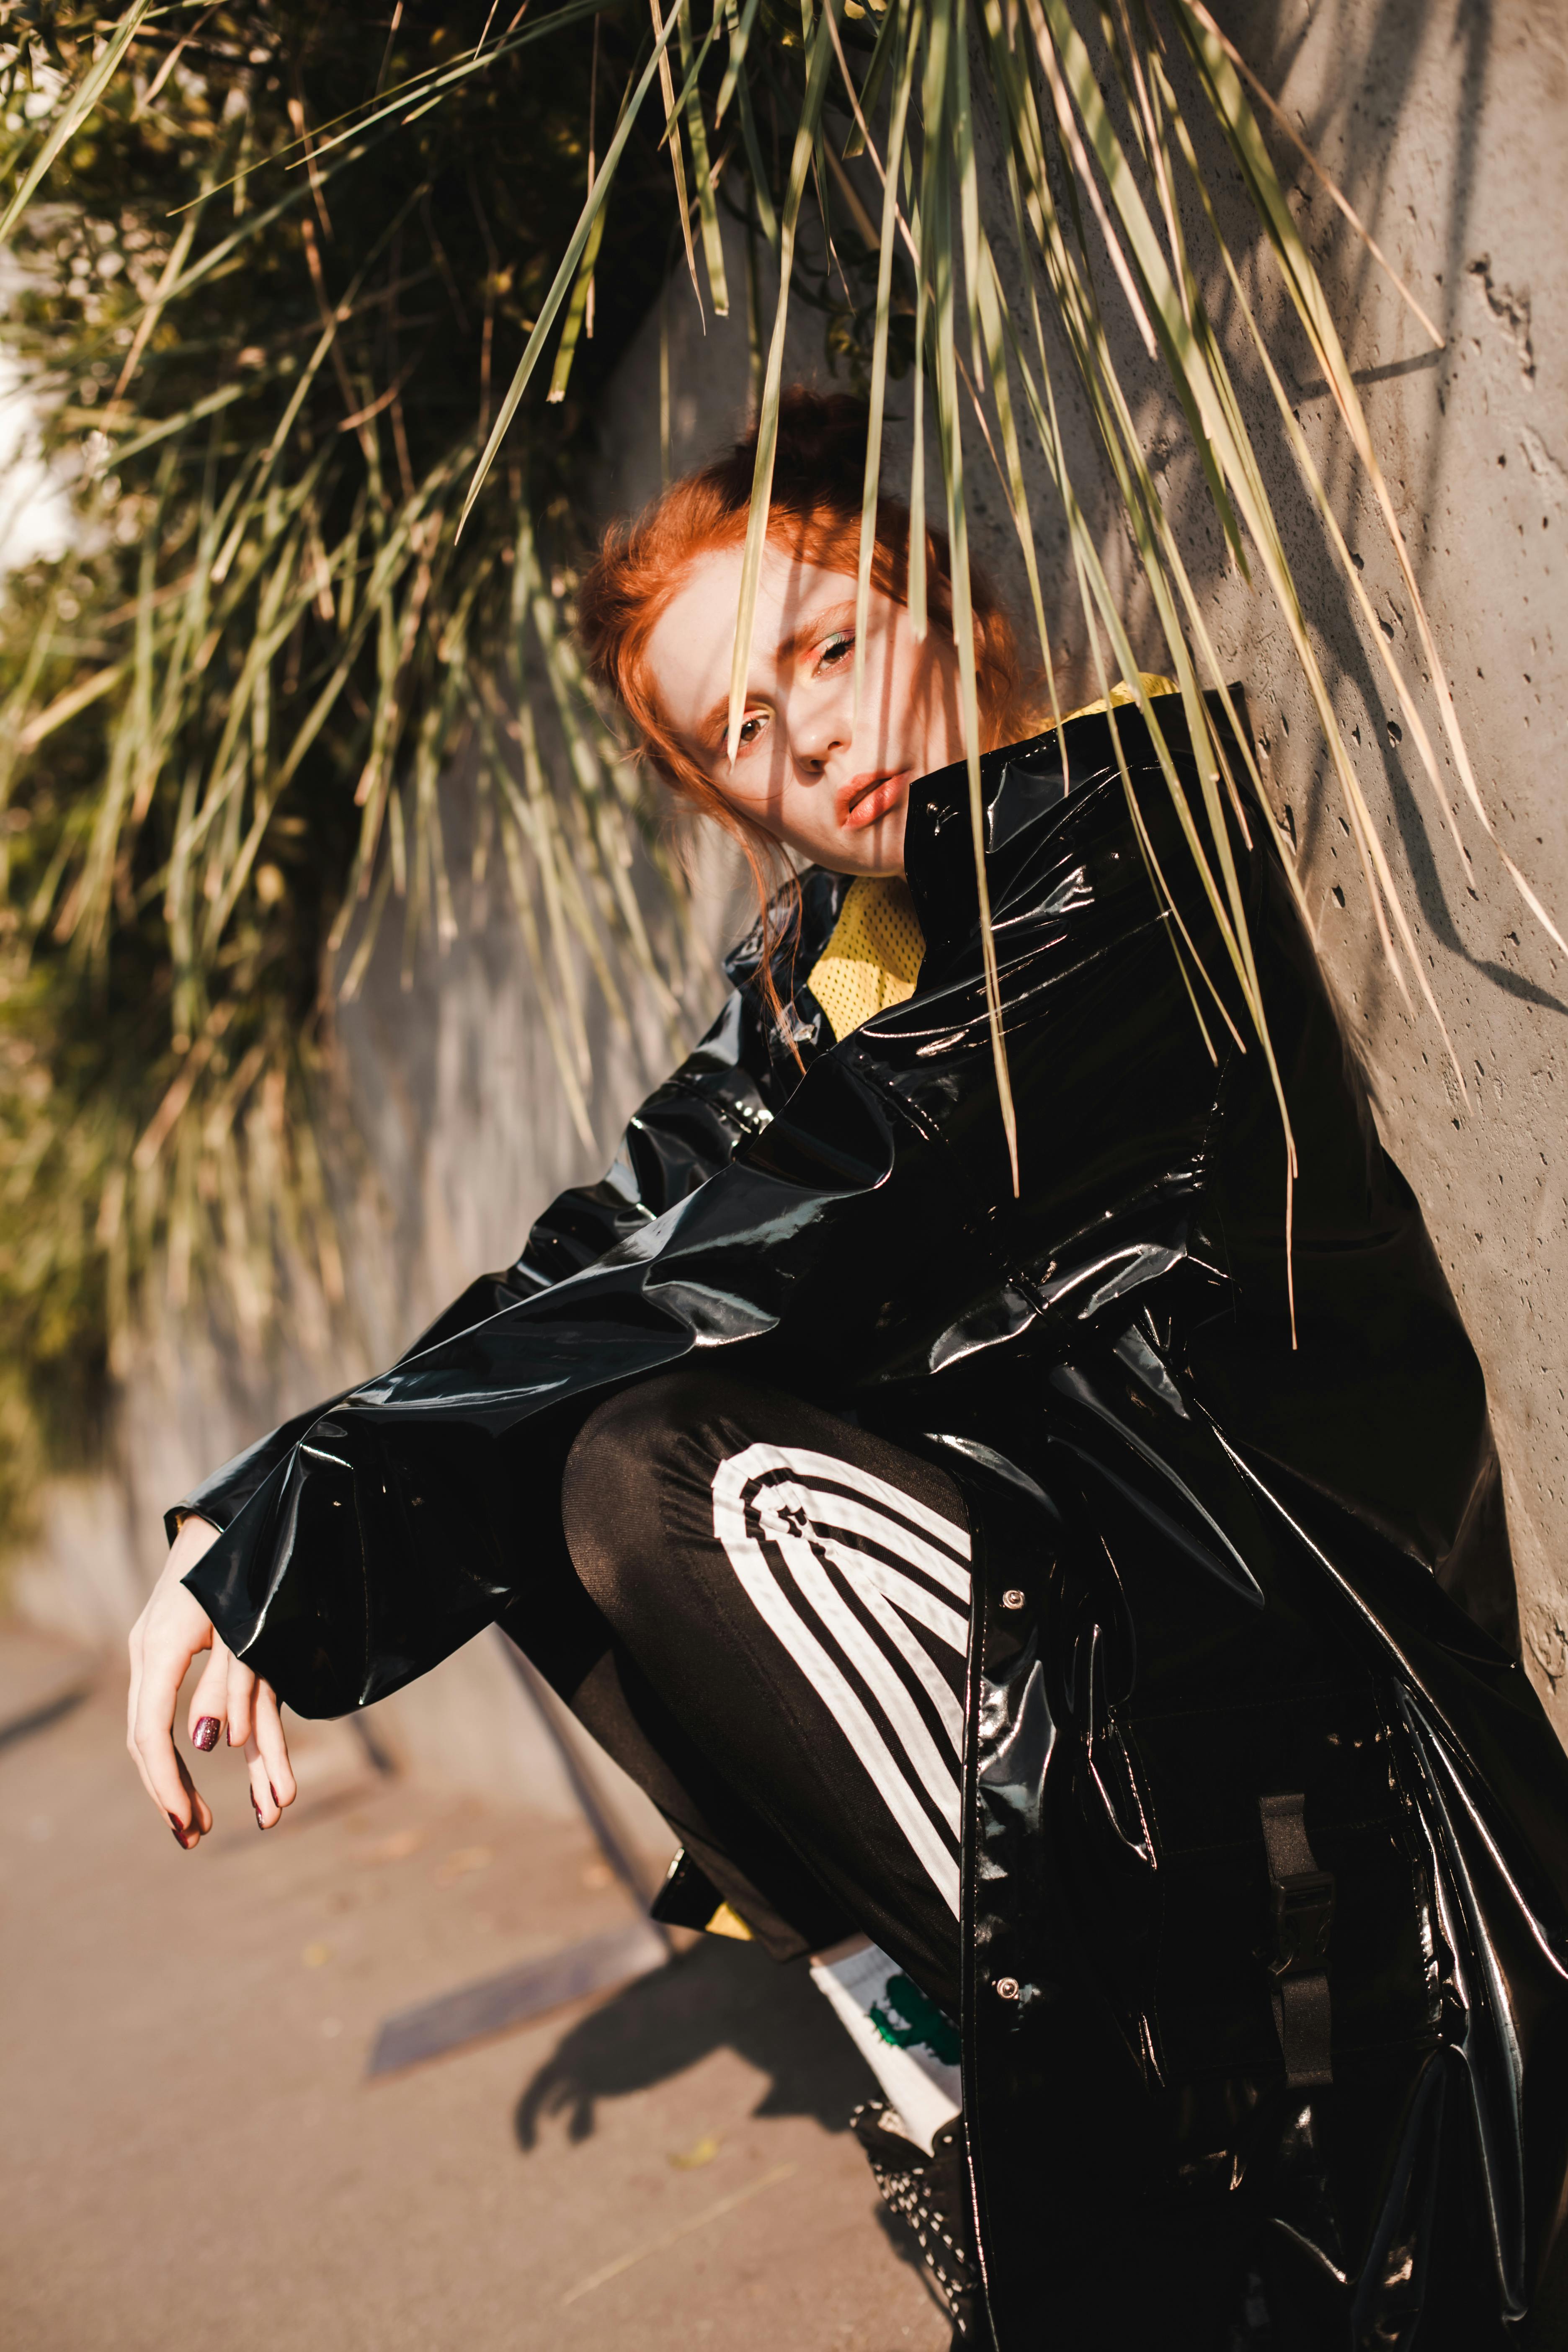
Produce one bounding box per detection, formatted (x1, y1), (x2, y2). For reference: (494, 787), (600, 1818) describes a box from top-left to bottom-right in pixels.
(790, 686), (854, 774)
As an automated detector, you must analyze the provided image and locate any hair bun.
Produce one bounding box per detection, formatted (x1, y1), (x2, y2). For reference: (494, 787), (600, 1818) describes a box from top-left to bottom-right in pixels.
(745, 388), (868, 511)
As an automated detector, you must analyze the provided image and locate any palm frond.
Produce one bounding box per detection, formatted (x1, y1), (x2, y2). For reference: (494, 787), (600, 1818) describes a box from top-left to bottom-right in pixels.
(0, 0), (1554, 1542)
(456, 0), (1557, 1219)
(0, 2), (696, 1538)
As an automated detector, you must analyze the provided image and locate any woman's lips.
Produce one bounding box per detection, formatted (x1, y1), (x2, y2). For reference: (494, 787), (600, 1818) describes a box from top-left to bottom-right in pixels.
(838, 768), (913, 832)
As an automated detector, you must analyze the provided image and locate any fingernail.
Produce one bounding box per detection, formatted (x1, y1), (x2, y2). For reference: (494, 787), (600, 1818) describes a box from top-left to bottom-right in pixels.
(167, 1811), (190, 1850)
(193, 1716), (221, 1753)
(269, 1782), (280, 1809)
(251, 1790), (266, 1830)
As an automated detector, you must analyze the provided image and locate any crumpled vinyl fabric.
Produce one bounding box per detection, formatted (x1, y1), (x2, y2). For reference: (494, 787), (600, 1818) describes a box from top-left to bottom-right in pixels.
(178, 694), (1568, 2347)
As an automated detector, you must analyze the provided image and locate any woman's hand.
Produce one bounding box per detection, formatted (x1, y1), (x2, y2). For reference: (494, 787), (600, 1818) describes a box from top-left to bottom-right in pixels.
(126, 1515), (297, 1847)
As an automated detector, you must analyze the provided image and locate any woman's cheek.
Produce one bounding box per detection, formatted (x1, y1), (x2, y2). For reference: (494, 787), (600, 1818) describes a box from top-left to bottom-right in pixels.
(862, 644), (900, 757)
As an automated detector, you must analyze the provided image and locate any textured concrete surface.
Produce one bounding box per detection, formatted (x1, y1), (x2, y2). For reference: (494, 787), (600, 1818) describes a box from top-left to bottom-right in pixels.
(1150, 0), (1568, 1715)
(0, 1627), (951, 2352)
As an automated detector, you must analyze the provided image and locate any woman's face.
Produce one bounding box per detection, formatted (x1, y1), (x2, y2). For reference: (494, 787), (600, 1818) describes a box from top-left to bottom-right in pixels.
(644, 541), (964, 877)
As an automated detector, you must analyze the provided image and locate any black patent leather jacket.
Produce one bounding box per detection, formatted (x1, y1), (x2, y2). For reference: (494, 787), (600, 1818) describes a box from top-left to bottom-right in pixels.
(180, 697), (1568, 2348)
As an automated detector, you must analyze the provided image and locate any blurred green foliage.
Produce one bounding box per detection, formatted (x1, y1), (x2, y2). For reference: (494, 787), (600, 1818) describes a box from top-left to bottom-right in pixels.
(0, 2), (701, 1547)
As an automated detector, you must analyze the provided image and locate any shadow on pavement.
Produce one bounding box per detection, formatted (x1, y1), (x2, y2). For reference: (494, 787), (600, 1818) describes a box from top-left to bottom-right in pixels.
(514, 1934), (877, 2148)
(870, 2199), (961, 2328)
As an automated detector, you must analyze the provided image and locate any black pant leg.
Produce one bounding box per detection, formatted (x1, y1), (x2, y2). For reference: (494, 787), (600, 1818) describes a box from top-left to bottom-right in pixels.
(562, 1368), (970, 2016)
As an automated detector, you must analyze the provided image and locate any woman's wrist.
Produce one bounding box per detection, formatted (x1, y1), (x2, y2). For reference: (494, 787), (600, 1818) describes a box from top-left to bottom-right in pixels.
(167, 1512), (221, 1573)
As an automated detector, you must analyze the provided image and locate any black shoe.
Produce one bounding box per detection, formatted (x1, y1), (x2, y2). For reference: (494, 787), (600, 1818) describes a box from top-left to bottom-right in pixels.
(850, 2097), (982, 2341)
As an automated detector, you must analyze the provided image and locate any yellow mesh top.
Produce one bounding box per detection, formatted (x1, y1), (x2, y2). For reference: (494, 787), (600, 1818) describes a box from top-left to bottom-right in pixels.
(807, 875), (926, 1043)
(703, 1900), (754, 1941)
(1068, 671), (1179, 720)
(806, 677), (1178, 1044)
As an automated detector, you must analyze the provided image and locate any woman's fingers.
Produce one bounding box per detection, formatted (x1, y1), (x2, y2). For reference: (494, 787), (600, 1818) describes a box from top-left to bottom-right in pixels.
(128, 1576), (219, 1846)
(224, 1651), (295, 1829)
(126, 1614), (144, 1755)
(174, 1749), (215, 1839)
(245, 1679), (296, 1828)
(124, 1517), (294, 1843)
(225, 1644), (257, 1751)
(187, 1634), (231, 1754)
(126, 1518), (224, 1846)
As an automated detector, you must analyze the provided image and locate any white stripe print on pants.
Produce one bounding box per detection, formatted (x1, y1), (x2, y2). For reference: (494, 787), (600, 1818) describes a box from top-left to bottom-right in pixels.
(710, 1443), (972, 1919)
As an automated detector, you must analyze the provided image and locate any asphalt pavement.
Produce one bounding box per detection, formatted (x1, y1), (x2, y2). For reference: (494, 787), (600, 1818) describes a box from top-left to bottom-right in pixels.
(0, 1623), (952, 2352)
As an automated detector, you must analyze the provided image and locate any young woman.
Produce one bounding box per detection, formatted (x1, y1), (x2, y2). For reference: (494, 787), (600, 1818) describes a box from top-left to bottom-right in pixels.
(128, 393), (1568, 2349)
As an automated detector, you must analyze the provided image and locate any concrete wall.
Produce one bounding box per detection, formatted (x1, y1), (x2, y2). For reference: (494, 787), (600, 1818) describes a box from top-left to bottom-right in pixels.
(1118, 0), (1568, 1710)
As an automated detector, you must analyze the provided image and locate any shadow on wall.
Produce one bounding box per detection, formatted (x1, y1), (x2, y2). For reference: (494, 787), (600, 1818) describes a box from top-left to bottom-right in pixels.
(513, 1936), (877, 2149)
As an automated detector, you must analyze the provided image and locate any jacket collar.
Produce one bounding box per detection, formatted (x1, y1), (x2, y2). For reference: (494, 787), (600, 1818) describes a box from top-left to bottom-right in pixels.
(902, 707), (1127, 957)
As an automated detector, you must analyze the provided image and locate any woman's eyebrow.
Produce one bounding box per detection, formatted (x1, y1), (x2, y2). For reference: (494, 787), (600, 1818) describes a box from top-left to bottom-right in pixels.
(698, 601), (860, 742)
(699, 694), (741, 745)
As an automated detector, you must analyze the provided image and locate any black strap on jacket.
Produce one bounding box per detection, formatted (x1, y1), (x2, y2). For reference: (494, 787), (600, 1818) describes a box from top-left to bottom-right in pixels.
(1259, 1791), (1335, 2088)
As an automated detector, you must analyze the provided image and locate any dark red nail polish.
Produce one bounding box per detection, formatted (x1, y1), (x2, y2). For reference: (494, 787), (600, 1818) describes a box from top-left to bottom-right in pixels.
(193, 1716), (221, 1753)
(269, 1782), (280, 1808)
(168, 1811), (189, 1849)
(251, 1789), (266, 1829)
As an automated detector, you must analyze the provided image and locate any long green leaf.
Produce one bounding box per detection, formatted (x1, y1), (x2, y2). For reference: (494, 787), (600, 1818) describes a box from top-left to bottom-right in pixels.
(458, 0), (683, 534)
(845, 0), (918, 724)
(1171, 0), (1564, 957)
(0, 4), (152, 250)
(724, 3), (837, 761)
(716, 0), (765, 123)
(676, 0), (730, 315)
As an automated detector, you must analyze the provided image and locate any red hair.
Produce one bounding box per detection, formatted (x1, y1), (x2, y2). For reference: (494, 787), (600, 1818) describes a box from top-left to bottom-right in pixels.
(576, 390), (1037, 1016)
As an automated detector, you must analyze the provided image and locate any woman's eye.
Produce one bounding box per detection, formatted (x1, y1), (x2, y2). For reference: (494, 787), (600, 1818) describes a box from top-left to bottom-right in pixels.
(808, 630), (860, 677)
(736, 710), (768, 749)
